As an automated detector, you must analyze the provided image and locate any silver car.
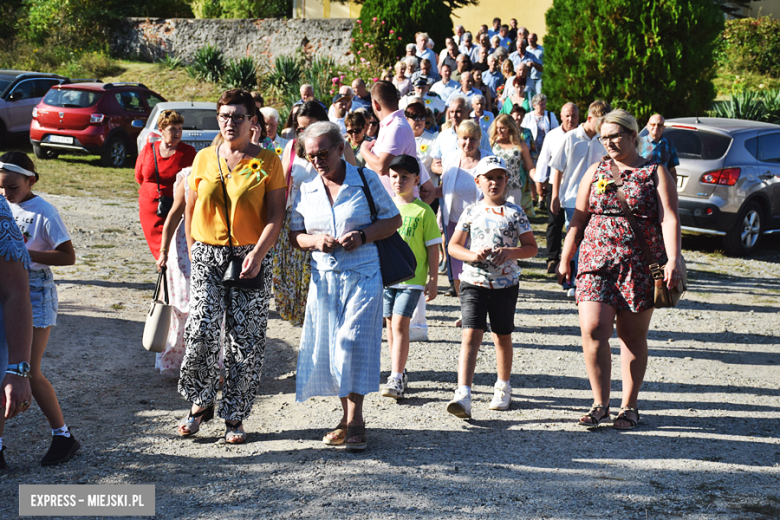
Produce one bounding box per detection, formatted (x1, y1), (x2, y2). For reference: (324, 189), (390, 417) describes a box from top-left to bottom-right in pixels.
(659, 117), (780, 256)
(0, 70), (67, 139)
(135, 101), (219, 153)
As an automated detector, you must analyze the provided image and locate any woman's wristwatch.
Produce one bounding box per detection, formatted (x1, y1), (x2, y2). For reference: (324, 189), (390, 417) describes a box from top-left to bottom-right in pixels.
(358, 229), (367, 244)
(6, 362), (31, 378)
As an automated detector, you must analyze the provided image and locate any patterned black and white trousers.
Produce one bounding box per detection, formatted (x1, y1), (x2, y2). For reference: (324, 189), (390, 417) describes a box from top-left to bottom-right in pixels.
(178, 242), (273, 421)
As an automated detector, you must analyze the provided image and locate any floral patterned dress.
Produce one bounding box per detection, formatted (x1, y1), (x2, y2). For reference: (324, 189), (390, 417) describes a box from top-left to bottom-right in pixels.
(577, 159), (667, 313)
(492, 143), (534, 216)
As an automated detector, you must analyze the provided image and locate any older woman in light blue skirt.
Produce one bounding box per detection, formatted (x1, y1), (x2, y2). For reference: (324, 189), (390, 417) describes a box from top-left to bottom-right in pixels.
(290, 122), (401, 452)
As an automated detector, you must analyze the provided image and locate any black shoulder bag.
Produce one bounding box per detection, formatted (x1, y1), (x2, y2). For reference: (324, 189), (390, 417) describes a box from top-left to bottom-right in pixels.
(215, 146), (265, 290)
(152, 144), (174, 218)
(356, 167), (417, 287)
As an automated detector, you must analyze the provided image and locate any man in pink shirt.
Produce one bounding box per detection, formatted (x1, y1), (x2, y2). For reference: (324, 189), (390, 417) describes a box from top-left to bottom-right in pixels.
(361, 81), (434, 203)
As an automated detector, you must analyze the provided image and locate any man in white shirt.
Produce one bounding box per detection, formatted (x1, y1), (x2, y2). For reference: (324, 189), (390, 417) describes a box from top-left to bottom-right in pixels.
(416, 31), (439, 77)
(454, 25), (465, 47)
(535, 102), (579, 274)
(400, 78), (446, 124)
(446, 72), (482, 106)
(430, 64), (459, 101)
(328, 90), (352, 136)
(458, 32), (479, 63)
(549, 99), (611, 295)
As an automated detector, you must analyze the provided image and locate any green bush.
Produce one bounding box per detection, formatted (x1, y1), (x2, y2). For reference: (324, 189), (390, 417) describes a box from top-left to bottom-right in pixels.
(222, 57), (258, 90)
(189, 45), (225, 83)
(191, 0), (292, 18)
(716, 17), (780, 79)
(159, 55), (184, 70)
(544, 0), (724, 123)
(710, 87), (780, 125)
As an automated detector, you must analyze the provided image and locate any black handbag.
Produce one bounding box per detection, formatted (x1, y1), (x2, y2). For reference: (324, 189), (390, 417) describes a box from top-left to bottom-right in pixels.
(356, 167), (417, 287)
(216, 146), (265, 290)
(152, 144), (174, 218)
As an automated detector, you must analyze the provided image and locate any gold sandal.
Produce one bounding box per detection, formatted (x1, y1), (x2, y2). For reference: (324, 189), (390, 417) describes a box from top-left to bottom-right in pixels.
(322, 423), (348, 446)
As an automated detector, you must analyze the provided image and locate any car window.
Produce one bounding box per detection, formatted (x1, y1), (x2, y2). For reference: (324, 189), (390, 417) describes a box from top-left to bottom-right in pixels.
(663, 128), (731, 160)
(33, 79), (60, 98)
(757, 132), (780, 163)
(0, 78), (12, 97)
(745, 137), (758, 159)
(179, 109), (220, 131)
(9, 80), (35, 101)
(43, 89), (103, 108)
(115, 91), (146, 112)
(144, 93), (165, 110)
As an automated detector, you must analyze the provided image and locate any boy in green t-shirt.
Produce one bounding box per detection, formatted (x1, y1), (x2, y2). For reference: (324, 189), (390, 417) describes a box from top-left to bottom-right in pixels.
(382, 154), (442, 399)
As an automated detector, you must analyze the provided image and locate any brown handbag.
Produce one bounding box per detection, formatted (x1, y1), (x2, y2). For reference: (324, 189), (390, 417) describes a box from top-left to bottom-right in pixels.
(606, 159), (687, 308)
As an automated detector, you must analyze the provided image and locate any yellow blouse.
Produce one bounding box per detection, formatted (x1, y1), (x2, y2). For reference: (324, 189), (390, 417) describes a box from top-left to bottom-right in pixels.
(189, 146), (285, 246)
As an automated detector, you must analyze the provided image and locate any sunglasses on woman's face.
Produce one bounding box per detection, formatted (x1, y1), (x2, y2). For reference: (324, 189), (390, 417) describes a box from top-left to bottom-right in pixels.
(305, 144), (337, 163)
(406, 115), (426, 122)
(346, 127), (364, 135)
(218, 113), (248, 124)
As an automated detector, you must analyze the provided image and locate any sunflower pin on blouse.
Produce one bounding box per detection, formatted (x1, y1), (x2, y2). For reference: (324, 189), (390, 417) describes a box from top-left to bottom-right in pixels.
(419, 143), (429, 153)
(275, 146), (283, 156)
(595, 173), (615, 194)
(241, 158), (267, 182)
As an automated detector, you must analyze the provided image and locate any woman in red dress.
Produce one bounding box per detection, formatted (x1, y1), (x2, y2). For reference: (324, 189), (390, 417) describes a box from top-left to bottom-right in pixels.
(558, 109), (682, 431)
(135, 110), (197, 259)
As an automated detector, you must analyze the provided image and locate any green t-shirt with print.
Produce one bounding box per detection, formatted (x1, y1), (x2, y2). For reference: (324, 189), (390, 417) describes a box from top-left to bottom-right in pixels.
(393, 198), (442, 288)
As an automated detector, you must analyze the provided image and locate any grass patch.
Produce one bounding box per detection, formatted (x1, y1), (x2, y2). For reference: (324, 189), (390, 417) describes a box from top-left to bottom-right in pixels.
(101, 61), (223, 104)
(101, 228), (125, 233)
(110, 303), (125, 311)
(92, 244), (115, 249)
(714, 69), (780, 100)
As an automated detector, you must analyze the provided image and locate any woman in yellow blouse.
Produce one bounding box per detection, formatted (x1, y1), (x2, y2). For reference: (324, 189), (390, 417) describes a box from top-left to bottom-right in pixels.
(177, 89), (285, 443)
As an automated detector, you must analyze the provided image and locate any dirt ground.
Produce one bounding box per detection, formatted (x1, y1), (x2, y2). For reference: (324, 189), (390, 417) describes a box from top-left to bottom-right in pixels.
(0, 192), (779, 520)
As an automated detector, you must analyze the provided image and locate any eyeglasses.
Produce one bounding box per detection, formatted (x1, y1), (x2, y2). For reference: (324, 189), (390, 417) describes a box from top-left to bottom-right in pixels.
(366, 120), (379, 127)
(598, 131), (628, 145)
(305, 144), (337, 163)
(405, 115), (426, 122)
(346, 127), (364, 135)
(218, 113), (249, 124)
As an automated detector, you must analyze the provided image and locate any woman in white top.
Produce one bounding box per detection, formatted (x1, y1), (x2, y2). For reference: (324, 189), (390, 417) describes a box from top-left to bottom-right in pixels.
(521, 94), (559, 161)
(392, 61), (411, 97)
(431, 120), (492, 324)
(274, 101), (356, 326)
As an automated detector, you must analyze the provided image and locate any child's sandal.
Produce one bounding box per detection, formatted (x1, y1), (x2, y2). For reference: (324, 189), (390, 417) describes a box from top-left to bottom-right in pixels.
(613, 407), (640, 431)
(578, 404), (610, 429)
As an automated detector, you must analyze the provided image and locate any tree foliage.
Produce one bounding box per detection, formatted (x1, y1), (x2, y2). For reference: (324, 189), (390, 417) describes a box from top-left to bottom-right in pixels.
(354, 0), (477, 66)
(189, 0), (292, 19)
(544, 0), (724, 123)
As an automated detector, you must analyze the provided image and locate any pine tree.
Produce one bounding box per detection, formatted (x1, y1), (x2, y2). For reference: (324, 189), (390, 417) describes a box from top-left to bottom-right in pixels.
(544, 0), (724, 123)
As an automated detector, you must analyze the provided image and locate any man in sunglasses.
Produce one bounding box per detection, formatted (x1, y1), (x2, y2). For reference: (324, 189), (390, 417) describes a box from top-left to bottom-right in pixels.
(399, 78), (445, 126)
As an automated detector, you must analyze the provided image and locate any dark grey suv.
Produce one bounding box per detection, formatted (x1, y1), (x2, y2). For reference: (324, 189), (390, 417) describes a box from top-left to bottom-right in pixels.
(0, 70), (68, 139)
(661, 118), (780, 256)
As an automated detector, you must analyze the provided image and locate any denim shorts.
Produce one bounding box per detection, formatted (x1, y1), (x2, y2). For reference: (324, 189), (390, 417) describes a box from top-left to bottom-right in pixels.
(29, 268), (58, 328)
(460, 282), (518, 335)
(383, 287), (423, 318)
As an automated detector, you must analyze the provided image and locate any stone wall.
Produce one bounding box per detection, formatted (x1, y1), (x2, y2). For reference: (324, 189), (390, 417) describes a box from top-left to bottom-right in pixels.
(111, 18), (355, 66)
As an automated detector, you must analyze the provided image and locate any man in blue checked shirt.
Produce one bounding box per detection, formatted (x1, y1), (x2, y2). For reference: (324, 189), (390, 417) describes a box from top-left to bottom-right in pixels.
(643, 114), (680, 182)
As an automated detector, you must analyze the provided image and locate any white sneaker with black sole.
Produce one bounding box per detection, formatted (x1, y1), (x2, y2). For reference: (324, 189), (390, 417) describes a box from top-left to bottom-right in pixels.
(489, 381), (511, 411)
(381, 376), (405, 399)
(446, 388), (472, 419)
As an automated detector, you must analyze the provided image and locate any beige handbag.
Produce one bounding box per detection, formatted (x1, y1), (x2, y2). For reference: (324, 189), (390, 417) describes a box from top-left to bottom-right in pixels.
(142, 268), (172, 352)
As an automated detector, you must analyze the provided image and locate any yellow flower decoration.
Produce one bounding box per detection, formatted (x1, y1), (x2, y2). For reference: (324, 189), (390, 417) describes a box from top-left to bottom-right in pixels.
(241, 158), (267, 182)
(275, 146), (283, 156)
(595, 173), (614, 194)
(419, 144), (429, 153)
(424, 98), (431, 104)
(483, 115), (490, 122)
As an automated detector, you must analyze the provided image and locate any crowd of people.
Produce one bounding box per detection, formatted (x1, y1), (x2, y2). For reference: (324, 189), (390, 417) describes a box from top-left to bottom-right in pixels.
(0, 16), (685, 462)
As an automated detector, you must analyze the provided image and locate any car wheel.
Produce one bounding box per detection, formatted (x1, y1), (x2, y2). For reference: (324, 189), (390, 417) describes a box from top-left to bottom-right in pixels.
(723, 201), (763, 256)
(32, 143), (59, 160)
(101, 136), (128, 168)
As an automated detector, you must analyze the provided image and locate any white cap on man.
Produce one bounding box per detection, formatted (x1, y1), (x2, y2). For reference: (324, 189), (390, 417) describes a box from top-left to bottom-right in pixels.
(475, 155), (510, 178)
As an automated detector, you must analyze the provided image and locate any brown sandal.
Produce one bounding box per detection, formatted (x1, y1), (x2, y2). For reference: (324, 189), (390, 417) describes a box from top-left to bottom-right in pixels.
(322, 423), (348, 446)
(578, 404), (610, 429)
(613, 407), (640, 431)
(345, 423), (367, 451)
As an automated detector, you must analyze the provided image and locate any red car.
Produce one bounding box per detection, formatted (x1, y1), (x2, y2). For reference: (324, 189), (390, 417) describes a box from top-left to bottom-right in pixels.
(30, 82), (166, 167)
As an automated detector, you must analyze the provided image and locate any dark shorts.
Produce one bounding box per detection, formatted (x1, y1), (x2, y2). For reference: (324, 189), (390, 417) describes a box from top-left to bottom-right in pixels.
(459, 282), (518, 335)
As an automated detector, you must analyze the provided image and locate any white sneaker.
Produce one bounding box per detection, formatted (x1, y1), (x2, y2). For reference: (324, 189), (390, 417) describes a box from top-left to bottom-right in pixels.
(446, 388), (472, 419)
(381, 376), (405, 399)
(566, 288), (576, 298)
(489, 381), (512, 411)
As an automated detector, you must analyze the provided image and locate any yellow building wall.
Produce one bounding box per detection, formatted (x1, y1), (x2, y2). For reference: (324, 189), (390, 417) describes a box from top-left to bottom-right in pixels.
(293, 0), (554, 41)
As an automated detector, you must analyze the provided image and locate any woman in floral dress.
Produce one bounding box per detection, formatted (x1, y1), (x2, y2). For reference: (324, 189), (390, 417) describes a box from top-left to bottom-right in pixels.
(558, 109), (682, 431)
(489, 114), (535, 216)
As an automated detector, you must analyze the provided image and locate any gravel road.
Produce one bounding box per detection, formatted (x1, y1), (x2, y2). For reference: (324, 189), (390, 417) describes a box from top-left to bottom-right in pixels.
(1, 192), (779, 520)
